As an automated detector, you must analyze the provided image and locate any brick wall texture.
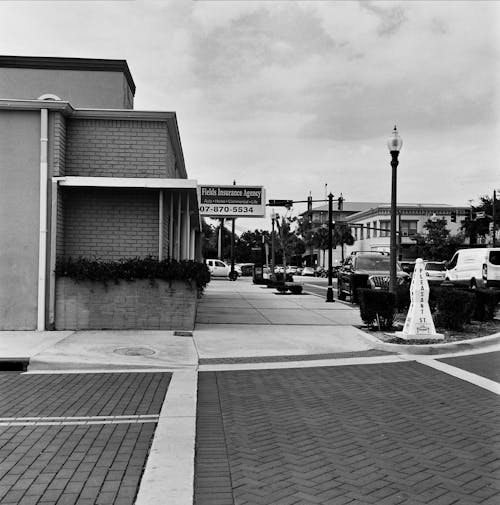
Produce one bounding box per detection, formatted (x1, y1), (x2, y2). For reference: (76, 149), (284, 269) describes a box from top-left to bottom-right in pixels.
(65, 118), (178, 178)
(55, 278), (197, 330)
(51, 112), (66, 176)
(62, 188), (159, 260)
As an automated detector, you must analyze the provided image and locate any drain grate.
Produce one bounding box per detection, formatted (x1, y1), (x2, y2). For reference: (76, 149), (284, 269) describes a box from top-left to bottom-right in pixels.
(113, 346), (156, 356)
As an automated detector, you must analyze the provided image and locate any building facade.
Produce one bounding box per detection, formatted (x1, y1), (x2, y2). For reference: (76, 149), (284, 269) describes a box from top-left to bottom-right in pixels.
(304, 201), (470, 268)
(0, 56), (201, 330)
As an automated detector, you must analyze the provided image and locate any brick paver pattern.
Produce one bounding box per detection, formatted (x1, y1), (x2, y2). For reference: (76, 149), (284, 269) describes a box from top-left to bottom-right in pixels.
(0, 372), (171, 505)
(195, 362), (500, 505)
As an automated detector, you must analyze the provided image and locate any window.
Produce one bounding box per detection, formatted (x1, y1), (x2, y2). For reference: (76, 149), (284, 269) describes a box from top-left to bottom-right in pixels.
(366, 224), (371, 239)
(373, 221), (377, 238)
(360, 225), (364, 240)
(379, 221), (390, 237)
(489, 251), (500, 265)
(400, 220), (418, 237)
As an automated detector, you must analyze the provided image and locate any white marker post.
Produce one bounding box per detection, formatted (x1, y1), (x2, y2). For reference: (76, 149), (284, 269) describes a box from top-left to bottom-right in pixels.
(395, 258), (444, 341)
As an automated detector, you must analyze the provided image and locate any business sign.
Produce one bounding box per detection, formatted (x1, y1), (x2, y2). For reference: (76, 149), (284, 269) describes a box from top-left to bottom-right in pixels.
(198, 185), (266, 218)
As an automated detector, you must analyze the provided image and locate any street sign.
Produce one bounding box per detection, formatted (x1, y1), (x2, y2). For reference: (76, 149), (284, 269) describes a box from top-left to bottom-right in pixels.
(268, 199), (293, 208)
(198, 185), (266, 218)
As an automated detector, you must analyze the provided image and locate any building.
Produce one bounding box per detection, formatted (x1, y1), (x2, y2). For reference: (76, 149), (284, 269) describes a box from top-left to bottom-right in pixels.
(0, 56), (201, 330)
(304, 201), (470, 267)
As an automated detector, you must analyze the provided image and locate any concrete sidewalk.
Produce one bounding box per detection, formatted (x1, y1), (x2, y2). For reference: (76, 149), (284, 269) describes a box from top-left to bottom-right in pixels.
(0, 277), (372, 370)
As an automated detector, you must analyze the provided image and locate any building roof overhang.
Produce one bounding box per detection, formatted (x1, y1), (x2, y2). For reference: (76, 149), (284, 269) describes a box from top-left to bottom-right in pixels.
(54, 176), (201, 230)
(0, 55), (136, 95)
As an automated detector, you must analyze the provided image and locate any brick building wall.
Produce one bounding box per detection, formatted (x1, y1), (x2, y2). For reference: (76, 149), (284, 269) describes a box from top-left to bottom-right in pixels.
(50, 112), (66, 176)
(65, 118), (177, 178)
(62, 187), (159, 260)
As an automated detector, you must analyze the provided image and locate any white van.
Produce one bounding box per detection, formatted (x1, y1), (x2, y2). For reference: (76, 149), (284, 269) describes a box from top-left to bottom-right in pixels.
(445, 248), (500, 289)
(205, 259), (238, 280)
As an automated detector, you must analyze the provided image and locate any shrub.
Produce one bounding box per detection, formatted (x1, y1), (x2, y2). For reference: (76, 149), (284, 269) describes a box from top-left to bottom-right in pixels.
(471, 288), (499, 321)
(55, 256), (211, 292)
(433, 287), (475, 330)
(358, 288), (396, 330)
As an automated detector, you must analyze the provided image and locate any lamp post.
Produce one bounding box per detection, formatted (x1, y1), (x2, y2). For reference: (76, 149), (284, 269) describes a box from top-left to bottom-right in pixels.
(271, 211), (277, 275)
(326, 193), (335, 303)
(387, 126), (403, 293)
(493, 190), (497, 247)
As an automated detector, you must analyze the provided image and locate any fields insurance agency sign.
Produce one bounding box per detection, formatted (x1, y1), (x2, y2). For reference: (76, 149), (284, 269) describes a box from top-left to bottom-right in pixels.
(197, 185), (266, 218)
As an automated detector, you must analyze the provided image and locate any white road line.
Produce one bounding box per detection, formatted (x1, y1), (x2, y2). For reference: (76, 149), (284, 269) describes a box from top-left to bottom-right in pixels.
(412, 357), (500, 395)
(0, 414), (160, 426)
(135, 370), (197, 505)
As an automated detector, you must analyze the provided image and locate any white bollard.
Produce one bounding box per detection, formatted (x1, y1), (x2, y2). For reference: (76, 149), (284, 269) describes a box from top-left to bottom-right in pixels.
(395, 258), (444, 341)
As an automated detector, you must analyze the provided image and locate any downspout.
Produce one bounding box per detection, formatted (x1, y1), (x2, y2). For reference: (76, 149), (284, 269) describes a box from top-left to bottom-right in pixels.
(159, 190), (164, 260)
(37, 108), (49, 331)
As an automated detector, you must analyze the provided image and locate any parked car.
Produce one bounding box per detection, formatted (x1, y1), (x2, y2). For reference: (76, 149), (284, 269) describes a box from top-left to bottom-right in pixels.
(286, 265), (298, 275)
(445, 247), (500, 289)
(423, 261), (446, 285)
(301, 266), (316, 276)
(205, 259), (238, 280)
(337, 252), (410, 303)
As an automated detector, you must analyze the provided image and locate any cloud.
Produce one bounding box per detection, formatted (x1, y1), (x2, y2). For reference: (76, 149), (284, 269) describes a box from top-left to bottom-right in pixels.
(359, 1), (408, 36)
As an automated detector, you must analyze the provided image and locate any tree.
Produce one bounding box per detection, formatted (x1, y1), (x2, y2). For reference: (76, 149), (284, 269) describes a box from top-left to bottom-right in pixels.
(235, 229), (270, 263)
(275, 216), (305, 271)
(413, 218), (464, 260)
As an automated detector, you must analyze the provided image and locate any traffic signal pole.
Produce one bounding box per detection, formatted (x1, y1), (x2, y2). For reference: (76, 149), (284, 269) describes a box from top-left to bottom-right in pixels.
(326, 193), (335, 303)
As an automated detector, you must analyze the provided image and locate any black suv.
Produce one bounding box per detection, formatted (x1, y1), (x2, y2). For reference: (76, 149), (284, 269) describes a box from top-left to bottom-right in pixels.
(337, 252), (410, 303)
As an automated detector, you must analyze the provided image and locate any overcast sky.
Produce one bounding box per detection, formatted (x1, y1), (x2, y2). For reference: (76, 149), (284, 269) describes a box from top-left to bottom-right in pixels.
(1, 0), (498, 232)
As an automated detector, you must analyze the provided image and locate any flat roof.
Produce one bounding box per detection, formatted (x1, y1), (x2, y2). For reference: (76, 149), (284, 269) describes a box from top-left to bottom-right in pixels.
(0, 55), (136, 95)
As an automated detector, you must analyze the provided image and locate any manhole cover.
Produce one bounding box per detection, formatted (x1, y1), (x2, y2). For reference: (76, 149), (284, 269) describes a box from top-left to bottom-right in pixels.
(113, 346), (156, 356)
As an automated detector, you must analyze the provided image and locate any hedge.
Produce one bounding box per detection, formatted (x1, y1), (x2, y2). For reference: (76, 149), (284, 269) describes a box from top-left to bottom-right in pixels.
(358, 288), (396, 330)
(55, 256), (211, 292)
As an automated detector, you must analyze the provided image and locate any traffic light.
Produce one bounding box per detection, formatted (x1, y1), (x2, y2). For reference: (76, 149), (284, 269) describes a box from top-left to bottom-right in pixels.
(307, 196), (312, 213)
(338, 194), (344, 211)
(450, 210), (456, 222)
(268, 199), (293, 208)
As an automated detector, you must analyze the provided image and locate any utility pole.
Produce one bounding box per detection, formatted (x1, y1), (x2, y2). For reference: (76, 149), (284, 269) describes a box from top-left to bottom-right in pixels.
(230, 180), (236, 280)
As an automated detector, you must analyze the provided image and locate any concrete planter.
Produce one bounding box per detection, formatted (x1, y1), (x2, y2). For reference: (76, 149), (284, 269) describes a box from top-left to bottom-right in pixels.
(55, 277), (198, 330)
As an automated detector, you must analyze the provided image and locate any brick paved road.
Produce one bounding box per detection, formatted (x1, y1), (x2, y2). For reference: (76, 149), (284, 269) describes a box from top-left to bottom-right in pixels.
(195, 362), (500, 505)
(0, 372), (171, 505)
(440, 351), (500, 383)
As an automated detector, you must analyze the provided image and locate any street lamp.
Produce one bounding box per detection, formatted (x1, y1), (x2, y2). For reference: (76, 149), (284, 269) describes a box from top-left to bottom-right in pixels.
(387, 125), (403, 293)
(326, 193), (335, 303)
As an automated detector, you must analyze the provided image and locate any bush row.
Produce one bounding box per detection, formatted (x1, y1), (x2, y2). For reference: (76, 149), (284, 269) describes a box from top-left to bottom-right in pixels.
(359, 286), (499, 331)
(56, 256), (211, 292)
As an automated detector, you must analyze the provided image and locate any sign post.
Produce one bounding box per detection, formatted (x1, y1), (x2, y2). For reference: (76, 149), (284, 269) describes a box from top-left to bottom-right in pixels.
(395, 258), (444, 341)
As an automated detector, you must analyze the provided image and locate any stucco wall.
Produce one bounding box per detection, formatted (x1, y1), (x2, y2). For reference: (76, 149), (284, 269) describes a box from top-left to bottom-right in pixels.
(62, 187), (159, 260)
(0, 111), (40, 329)
(65, 118), (177, 178)
(0, 68), (133, 109)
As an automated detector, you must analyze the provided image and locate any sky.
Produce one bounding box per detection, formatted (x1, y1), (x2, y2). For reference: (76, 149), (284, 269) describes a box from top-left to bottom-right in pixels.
(1, 0), (499, 233)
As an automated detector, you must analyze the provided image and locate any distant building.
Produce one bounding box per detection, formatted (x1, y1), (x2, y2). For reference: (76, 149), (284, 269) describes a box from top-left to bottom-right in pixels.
(302, 201), (469, 267)
(0, 56), (201, 330)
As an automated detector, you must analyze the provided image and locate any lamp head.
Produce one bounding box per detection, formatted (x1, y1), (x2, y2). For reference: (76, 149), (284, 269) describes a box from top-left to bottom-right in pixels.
(387, 125), (403, 153)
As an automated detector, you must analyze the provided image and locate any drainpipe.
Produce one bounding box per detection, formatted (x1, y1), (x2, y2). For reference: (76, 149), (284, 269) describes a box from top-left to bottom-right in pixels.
(37, 108), (49, 331)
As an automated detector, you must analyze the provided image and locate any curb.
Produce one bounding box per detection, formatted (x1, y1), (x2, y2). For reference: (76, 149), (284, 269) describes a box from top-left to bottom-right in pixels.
(356, 329), (500, 356)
